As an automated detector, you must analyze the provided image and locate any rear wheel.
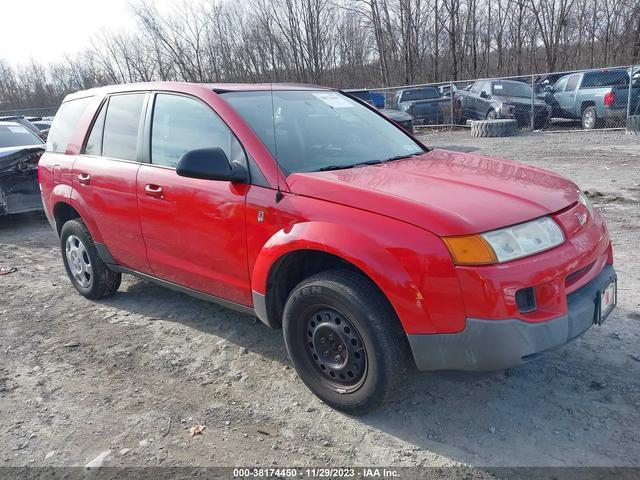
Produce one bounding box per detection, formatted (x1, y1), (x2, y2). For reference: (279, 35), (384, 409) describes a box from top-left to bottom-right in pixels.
(486, 109), (497, 120)
(60, 219), (121, 299)
(282, 270), (410, 413)
(581, 106), (598, 129)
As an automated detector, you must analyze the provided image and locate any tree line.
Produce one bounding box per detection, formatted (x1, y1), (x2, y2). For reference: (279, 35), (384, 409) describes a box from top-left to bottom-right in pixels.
(1, 0), (639, 110)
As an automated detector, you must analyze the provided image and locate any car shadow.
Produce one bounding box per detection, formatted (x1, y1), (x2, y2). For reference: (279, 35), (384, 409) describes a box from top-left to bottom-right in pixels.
(100, 277), (638, 466)
(100, 277), (289, 365)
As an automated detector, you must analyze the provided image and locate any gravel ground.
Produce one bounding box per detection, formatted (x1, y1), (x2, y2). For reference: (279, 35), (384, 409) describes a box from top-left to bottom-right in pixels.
(1, 129), (639, 470)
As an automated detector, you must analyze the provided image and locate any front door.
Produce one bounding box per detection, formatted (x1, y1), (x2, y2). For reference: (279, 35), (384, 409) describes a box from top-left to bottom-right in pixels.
(136, 93), (251, 305)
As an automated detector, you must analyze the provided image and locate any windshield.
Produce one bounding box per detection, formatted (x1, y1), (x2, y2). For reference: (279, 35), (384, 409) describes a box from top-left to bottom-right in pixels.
(0, 124), (44, 148)
(221, 90), (424, 174)
(401, 88), (440, 101)
(491, 81), (532, 98)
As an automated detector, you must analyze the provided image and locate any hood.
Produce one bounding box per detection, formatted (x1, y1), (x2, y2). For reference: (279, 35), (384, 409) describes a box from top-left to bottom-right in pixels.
(493, 95), (548, 107)
(287, 149), (579, 236)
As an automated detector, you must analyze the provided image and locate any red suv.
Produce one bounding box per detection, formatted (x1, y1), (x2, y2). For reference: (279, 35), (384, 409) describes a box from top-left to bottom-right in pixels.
(39, 82), (616, 412)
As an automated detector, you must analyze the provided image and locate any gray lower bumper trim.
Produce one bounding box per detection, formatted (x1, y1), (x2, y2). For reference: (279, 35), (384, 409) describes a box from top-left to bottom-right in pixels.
(408, 265), (616, 371)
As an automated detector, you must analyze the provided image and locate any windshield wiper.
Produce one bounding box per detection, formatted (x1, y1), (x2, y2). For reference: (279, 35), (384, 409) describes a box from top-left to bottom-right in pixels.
(379, 152), (422, 163)
(316, 154), (421, 172)
(316, 159), (382, 171)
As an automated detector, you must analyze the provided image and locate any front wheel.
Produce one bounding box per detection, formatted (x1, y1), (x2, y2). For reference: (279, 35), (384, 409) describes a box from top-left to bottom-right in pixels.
(60, 219), (121, 300)
(282, 270), (410, 413)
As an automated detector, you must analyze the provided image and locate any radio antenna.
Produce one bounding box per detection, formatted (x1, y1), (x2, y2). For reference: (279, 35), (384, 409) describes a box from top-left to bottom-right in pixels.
(270, 80), (284, 203)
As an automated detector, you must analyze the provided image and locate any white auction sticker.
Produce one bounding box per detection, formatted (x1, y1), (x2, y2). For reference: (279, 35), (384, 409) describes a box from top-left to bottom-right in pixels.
(8, 126), (28, 133)
(312, 92), (353, 108)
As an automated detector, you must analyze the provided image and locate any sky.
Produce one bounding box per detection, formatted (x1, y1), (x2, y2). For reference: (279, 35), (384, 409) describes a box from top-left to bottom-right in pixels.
(0, 0), (173, 66)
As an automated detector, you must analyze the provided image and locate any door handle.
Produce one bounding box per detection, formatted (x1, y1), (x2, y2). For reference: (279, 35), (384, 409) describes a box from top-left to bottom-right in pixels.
(78, 173), (91, 185)
(144, 184), (164, 198)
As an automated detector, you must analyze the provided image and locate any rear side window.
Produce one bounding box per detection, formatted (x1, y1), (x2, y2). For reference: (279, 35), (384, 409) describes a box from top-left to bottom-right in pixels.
(565, 74), (580, 92)
(102, 93), (146, 161)
(84, 101), (107, 156)
(150, 93), (237, 169)
(46, 97), (92, 153)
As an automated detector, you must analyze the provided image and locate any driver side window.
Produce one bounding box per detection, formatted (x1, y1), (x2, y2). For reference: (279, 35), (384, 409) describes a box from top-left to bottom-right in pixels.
(554, 77), (568, 93)
(151, 93), (245, 169)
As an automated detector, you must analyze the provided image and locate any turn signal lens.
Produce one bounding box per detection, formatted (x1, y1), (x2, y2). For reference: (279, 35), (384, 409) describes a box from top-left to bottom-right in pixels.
(443, 235), (498, 265)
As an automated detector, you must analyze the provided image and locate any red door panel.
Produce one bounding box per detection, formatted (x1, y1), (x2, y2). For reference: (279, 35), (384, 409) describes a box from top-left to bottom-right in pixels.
(136, 164), (251, 305)
(72, 155), (150, 273)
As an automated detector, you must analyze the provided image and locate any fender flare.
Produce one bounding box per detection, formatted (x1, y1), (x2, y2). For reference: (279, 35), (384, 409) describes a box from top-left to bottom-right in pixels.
(250, 221), (431, 331)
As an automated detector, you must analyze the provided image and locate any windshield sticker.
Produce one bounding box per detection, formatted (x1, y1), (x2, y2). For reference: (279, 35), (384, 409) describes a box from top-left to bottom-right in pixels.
(493, 84), (503, 90)
(8, 126), (28, 133)
(312, 92), (353, 108)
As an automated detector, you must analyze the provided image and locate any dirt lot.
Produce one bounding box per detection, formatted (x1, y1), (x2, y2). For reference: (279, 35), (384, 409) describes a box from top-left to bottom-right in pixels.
(1, 129), (639, 470)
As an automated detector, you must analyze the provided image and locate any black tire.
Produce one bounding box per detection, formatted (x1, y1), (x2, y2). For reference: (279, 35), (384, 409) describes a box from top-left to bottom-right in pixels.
(282, 270), (410, 413)
(470, 119), (517, 138)
(581, 106), (599, 130)
(627, 115), (640, 135)
(60, 219), (121, 300)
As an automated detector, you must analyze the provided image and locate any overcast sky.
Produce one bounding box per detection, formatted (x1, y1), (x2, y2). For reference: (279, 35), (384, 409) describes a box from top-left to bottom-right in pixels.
(1, 0), (173, 66)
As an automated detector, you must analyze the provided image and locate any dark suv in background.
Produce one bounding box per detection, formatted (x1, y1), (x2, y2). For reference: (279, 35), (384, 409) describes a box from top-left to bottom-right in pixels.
(458, 79), (551, 128)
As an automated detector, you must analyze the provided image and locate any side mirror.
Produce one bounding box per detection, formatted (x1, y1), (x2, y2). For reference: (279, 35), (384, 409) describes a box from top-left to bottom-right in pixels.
(176, 147), (247, 182)
(544, 85), (554, 93)
(480, 91), (488, 99)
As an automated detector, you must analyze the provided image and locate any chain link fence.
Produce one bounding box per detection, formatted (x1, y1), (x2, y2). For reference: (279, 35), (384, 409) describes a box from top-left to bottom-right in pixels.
(3, 66), (640, 135)
(0, 107), (58, 120)
(363, 65), (640, 134)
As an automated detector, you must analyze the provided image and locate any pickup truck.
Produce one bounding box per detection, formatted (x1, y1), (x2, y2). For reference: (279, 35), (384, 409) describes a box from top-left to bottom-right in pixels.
(458, 79), (551, 128)
(388, 87), (456, 125)
(546, 69), (640, 129)
(39, 82), (616, 413)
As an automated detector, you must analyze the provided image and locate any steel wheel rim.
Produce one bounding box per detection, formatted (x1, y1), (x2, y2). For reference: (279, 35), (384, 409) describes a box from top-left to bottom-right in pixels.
(303, 307), (367, 392)
(584, 110), (595, 129)
(65, 235), (93, 288)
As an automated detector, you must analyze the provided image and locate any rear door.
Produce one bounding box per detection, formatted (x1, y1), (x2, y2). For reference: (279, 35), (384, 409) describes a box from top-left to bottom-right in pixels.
(136, 92), (251, 305)
(72, 92), (151, 273)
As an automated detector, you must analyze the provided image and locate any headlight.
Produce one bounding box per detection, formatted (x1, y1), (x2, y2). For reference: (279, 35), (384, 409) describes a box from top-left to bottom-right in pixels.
(578, 190), (594, 217)
(444, 216), (565, 265)
(499, 103), (515, 116)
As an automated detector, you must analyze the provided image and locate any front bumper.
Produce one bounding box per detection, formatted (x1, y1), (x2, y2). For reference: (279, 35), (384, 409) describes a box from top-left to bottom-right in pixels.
(408, 264), (616, 371)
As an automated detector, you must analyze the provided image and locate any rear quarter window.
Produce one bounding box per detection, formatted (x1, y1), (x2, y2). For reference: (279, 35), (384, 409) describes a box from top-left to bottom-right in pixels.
(46, 97), (93, 153)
